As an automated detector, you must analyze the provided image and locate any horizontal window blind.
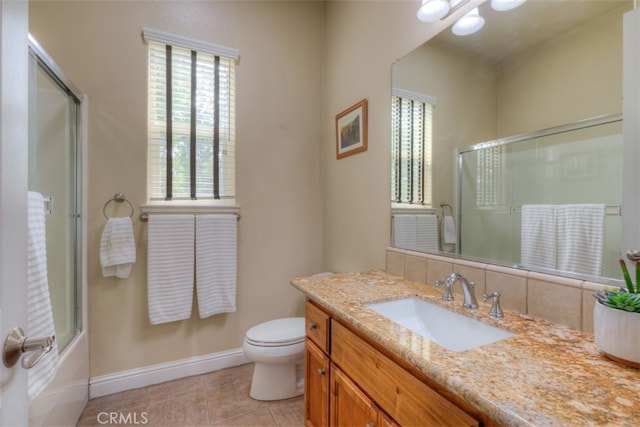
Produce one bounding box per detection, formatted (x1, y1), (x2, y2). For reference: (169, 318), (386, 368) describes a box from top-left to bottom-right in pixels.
(391, 94), (433, 206)
(147, 37), (236, 201)
(476, 146), (503, 206)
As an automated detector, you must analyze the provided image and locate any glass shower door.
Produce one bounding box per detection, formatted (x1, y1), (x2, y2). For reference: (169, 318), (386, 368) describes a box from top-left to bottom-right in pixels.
(28, 47), (82, 352)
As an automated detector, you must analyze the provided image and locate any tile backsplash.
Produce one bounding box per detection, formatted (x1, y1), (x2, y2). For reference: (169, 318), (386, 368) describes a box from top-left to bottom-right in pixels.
(386, 248), (612, 333)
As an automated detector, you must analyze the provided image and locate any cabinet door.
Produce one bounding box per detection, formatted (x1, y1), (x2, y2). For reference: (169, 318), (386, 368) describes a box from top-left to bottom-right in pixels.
(331, 366), (380, 427)
(305, 339), (329, 427)
(379, 412), (400, 427)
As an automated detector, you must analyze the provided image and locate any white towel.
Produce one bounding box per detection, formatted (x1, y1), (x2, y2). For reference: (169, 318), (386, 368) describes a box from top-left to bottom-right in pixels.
(556, 204), (605, 276)
(195, 215), (237, 318)
(27, 191), (58, 400)
(100, 217), (136, 279)
(521, 204), (557, 270)
(147, 215), (195, 325)
(415, 214), (439, 252)
(392, 215), (417, 250)
(443, 215), (457, 246)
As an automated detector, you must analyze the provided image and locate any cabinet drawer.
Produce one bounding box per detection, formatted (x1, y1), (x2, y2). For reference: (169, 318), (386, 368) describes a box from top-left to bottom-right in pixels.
(305, 300), (330, 353)
(331, 321), (478, 427)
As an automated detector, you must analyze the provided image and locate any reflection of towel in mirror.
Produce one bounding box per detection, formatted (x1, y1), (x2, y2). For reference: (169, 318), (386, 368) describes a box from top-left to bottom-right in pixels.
(443, 216), (457, 245)
(392, 215), (417, 250)
(521, 205), (557, 270)
(100, 217), (136, 278)
(415, 214), (438, 252)
(556, 204), (605, 276)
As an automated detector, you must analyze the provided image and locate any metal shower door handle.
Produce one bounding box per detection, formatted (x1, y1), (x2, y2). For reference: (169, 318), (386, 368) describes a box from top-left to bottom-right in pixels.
(3, 327), (55, 369)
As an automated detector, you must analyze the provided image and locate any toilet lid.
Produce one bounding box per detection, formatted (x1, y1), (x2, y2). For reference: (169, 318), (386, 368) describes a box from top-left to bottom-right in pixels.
(246, 317), (305, 346)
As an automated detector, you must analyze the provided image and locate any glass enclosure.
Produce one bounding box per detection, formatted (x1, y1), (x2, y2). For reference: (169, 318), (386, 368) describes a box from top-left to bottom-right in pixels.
(459, 118), (623, 278)
(28, 47), (82, 352)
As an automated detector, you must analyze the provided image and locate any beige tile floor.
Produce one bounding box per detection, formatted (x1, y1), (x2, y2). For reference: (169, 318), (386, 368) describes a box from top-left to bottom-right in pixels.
(76, 363), (303, 427)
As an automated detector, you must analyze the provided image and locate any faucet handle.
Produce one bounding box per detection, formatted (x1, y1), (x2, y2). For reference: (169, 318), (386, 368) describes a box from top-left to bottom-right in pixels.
(482, 291), (504, 318)
(435, 279), (454, 301)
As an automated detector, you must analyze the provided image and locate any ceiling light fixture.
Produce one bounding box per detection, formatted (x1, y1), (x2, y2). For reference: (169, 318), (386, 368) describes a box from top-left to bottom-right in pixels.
(452, 7), (485, 36)
(416, 0), (451, 22)
(491, 0), (527, 12)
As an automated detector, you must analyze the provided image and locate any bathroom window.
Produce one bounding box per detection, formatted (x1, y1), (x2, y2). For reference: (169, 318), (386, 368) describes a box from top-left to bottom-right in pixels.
(476, 146), (503, 207)
(391, 90), (434, 207)
(144, 29), (238, 201)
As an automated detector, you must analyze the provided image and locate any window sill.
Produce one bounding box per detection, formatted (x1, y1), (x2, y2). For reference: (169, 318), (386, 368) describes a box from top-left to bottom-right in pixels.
(391, 204), (436, 215)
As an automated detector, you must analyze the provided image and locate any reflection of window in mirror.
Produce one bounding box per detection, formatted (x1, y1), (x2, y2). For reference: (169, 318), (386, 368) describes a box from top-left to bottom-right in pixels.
(391, 89), (435, 207)
(476, 146), (503, 207)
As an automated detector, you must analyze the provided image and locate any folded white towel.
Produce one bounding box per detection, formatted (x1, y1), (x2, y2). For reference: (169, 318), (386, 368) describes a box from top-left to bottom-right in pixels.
(100, 217), (136, 279)
(556, 204), (605, 276)
(27, 191), (58, 400)
(147, 215), (195, 325)
(195, 215), (237, 318)
(521, 204), (557, 270)
(443, 215), (457, 246)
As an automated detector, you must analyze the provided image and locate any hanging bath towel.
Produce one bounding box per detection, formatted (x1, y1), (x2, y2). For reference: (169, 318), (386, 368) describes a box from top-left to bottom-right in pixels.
(100, 217), (136, 279)
(147, 215), (195, 325)
(195, 215), (237, 318)
(27, 191), (58, 399)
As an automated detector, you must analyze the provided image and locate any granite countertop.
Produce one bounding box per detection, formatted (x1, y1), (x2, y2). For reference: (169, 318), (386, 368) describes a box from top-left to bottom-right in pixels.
(290, 270), (640, 427)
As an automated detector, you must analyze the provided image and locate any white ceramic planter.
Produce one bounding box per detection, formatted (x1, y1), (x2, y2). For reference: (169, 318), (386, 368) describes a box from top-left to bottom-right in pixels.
(593, 302), (640, 368)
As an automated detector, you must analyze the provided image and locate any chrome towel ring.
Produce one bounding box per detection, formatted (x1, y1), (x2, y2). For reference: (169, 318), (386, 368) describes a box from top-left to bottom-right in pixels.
(103, 193), (135, 219)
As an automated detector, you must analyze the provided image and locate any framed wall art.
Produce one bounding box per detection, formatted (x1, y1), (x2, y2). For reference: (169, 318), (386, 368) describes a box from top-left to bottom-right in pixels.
(335, 98), (368, 159)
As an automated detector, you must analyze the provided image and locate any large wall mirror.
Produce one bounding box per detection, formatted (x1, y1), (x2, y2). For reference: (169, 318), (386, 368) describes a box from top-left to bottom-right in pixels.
(391, 0), (632, 282)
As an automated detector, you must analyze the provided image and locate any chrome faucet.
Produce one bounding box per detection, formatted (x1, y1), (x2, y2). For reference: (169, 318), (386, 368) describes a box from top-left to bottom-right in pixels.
(483, 291), (504, 318)
(436, 273), (479, 309)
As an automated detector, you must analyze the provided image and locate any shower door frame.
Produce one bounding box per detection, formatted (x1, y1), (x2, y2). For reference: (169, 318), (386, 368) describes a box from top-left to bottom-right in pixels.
(26, 35), (89, 427)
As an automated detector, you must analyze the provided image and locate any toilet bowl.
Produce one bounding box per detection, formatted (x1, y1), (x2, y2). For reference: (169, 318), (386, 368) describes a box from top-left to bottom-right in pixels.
(242, 317), (305, 401)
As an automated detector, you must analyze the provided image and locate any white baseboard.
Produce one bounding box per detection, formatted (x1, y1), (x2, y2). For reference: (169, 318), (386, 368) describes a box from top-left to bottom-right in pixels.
(89, 348), (250, 399)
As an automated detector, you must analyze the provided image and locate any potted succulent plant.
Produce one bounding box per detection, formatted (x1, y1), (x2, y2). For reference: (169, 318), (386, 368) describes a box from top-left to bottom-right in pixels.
(592, 258), (640, 368)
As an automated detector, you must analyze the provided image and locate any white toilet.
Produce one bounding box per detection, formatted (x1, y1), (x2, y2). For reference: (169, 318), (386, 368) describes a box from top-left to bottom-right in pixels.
(242, 317), (305, 401)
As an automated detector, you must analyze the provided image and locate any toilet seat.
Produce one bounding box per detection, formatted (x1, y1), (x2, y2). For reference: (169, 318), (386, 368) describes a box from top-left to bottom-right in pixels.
(245, 317), (304, 347)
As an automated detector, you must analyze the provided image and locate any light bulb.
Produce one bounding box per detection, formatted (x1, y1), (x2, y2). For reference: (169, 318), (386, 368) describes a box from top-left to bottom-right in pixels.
(417, 0), (451, 23)
(452, 8), (485, 36)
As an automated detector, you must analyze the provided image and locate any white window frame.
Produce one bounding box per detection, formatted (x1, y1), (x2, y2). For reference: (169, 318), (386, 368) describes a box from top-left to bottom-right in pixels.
(142, 28), (240, 214)
(391, 89), (435, 209)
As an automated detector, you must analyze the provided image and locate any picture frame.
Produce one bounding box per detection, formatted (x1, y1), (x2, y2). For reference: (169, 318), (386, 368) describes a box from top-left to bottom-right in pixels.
(335, 98), (368, 159)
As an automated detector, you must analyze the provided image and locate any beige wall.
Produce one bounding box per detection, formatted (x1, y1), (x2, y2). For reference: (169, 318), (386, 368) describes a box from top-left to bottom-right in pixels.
(30, 1), (324, 377)
(496, 4), (627, 136)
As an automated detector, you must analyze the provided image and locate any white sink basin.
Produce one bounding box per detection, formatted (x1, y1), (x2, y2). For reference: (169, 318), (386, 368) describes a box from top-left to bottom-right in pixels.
(366, 297), (514, 352)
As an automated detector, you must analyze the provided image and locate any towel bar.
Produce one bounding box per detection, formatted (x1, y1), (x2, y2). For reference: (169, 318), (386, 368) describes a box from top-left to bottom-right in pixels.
(139, 212), (241, 222)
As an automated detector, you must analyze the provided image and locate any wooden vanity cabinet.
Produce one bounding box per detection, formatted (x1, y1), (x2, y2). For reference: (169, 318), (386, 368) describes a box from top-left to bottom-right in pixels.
(304, 338), (329, 427)
(304, 300), (331, 427)
(304, 299), (480, 427)
(331, 366), (399, 427)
